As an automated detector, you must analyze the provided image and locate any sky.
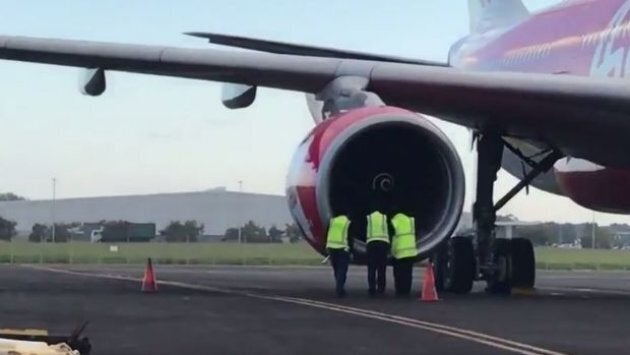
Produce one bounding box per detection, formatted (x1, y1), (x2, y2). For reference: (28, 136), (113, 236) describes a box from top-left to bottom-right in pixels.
(0, 0), (625, 225)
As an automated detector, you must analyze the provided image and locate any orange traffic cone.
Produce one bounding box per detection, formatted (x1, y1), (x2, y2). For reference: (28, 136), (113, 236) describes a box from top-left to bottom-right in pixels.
(141, 258), (158, 293)
(420, 262), (439, 302)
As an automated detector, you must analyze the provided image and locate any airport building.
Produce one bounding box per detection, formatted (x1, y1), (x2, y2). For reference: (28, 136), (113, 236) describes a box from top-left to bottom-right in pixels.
(0, 188), (293, 237)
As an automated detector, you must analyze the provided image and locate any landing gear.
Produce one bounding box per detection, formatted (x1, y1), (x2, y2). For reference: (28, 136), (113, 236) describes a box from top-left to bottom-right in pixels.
(486, 239), (512, 294)
(433, 133), (559, 295)
(484, 238), (536, 293)
(471, 132), (560, 294)
(434, 236), (475, 294)
(435, 236), (536, 294)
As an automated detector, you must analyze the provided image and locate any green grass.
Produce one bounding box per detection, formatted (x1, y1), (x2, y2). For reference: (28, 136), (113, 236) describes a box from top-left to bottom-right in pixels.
(535, 247), (630, 270)
(0, 242), (629, 269)
(0, 241), (322, 265)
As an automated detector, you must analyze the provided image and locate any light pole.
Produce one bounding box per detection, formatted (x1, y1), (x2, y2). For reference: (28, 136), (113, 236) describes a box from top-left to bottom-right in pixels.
(237, 180), (243, 244)
(51, 178), (56, 243)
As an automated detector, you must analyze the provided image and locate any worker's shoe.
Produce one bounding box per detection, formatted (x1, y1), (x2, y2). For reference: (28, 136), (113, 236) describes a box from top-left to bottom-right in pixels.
(336, 289), (347, 298)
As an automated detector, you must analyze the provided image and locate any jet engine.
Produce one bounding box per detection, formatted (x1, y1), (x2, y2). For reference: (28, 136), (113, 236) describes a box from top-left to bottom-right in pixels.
(286, 106), (465, 261)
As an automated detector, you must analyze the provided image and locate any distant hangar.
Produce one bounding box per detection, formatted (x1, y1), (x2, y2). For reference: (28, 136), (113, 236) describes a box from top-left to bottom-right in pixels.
(0, 189), (293, 236)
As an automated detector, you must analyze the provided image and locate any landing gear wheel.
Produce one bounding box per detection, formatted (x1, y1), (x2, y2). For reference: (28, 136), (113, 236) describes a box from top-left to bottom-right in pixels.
(511, 238), (535, 289)
(435, 236), (475, 294)
(486, 239), (512, 294)
(433, 243), (447, 293)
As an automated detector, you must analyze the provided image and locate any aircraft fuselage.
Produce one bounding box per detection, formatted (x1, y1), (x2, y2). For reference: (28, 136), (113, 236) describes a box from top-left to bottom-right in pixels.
(452, 0), (630, 213)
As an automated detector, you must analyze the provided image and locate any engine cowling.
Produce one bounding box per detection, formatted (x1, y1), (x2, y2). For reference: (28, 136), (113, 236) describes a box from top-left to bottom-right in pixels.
(286, 106), (465, 260)
(554, 158), (630, 214)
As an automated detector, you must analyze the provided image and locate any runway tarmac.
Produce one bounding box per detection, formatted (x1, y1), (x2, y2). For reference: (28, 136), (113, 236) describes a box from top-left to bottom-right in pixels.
(1, 264), (630, 355)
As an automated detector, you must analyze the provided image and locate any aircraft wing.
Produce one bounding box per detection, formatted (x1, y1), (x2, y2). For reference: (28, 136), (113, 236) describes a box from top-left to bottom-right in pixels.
(0, 36), (341, 92)
(1, 35), (629, 166)
(185, 32), (448, 67)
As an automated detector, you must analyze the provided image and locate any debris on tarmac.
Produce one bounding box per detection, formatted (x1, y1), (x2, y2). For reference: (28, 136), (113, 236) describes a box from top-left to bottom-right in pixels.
(0, 338), (79, 355)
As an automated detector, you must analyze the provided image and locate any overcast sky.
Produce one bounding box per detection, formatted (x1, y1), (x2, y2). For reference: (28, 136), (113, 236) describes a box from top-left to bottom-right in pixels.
(0, 0), (625, 225)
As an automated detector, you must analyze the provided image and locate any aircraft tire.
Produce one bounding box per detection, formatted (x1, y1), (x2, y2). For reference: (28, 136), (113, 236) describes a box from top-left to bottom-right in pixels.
(433, 242), (447, 293)
(441, 236), (475, 294)
(511, 238), (536, 289)
(486, 239), (513, 295)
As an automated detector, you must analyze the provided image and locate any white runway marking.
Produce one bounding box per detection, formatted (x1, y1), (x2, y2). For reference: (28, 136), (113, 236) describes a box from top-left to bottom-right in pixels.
(25, 265), (566, 355)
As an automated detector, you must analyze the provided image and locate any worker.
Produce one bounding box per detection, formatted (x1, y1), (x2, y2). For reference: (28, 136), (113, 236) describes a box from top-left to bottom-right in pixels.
(366, 209), (390, 296)
(326, 214), (352, 297)
(391, 212), (418, 296)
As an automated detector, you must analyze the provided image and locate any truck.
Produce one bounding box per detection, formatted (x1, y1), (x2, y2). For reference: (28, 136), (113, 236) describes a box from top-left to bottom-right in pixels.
(95, 222), (156, 243)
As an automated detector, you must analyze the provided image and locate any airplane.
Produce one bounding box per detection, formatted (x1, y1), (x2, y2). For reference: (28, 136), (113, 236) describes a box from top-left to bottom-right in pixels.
(0, 0), (629, 294)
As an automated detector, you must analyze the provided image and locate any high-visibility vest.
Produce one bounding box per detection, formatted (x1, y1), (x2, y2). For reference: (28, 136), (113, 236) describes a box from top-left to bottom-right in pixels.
(366, 211), (390, 244)
(391, 213), (418, 259)
(326, 215), (350, 250)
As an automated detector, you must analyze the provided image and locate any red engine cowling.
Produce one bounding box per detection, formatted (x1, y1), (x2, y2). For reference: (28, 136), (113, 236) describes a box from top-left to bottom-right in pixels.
(286, 106), (465, 260)
(554, 158), (630, 214)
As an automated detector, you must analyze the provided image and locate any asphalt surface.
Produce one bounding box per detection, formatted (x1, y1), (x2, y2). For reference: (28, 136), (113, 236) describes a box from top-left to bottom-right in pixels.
(1, 265), (630, 354)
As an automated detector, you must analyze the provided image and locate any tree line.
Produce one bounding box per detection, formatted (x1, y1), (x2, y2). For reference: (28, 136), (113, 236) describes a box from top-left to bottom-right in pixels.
(28, 220), (200, 243)
(1, 212), (627, 249)
(223, 221), (302, 243)
(512, 222), (620, 249)
(0, 215), (302, 244)
(0, 192), (26, 241)
(0, 193), (26, 201)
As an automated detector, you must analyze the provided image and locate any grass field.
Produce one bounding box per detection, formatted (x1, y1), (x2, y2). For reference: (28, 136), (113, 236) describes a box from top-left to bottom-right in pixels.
(0, 242), (629, 269)
(0, 241), (322, 265)
(535, 247), (630, 270)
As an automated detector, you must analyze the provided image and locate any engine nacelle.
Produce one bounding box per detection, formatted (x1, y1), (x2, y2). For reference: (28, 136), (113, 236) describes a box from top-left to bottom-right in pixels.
(555, 158), (630, 214)
(286, 106), (465, 260)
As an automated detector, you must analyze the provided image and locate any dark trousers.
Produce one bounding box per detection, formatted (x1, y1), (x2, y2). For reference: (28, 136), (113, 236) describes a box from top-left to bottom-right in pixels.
(367, 241), (389, 294)
(328, 248), (350, 296)
(393, 257), (414, 295)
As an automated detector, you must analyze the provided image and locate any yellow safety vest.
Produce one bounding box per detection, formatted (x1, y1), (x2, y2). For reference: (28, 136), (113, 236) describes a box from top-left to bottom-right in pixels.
(366, 211), (389, 244)
(326, 215), (350, 250)
(391, 213), (418, 259)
